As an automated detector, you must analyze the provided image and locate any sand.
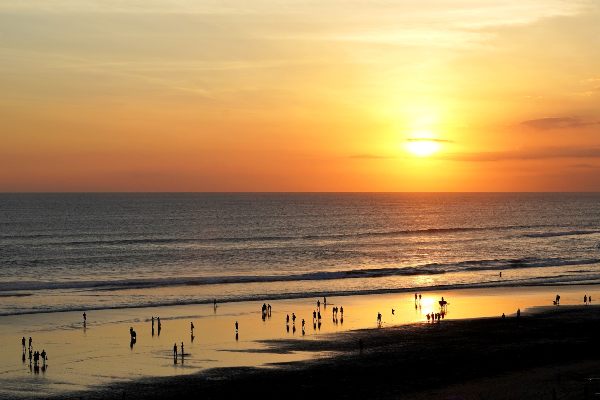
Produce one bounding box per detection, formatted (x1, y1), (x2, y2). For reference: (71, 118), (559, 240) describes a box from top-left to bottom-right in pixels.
(1, 284), (599, 399)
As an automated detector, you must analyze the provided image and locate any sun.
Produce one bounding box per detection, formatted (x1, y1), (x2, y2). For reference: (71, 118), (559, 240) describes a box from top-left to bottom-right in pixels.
(406, 139), (441, 157)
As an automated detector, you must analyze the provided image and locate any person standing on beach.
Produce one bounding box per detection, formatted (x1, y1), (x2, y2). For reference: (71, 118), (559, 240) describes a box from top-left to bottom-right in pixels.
(324, 297), (327, 307)
(190, 322), (194, 334)
(21, 337), (25, 351)
(340, 306), (343, 317)
(584, 294), (588, 305)
(28, 337), (32, 350)
(235, 321), (239, 333)
(317, 299), (320, 310)
(41, 349), (46, 366)
(589, 295), (592, 303)
(173, 343), (177, 358)
(517, 308), (521, 318)
(181, 342), (184, 356)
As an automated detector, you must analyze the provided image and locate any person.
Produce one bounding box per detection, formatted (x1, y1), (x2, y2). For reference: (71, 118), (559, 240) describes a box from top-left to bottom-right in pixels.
(286, 314), (290, 324)
(555, 294), (560, 305)
(181, 342), (184, 356)
(426, 313), (430, 321)
(21, 337), (25, 350)
(317, 311), (321, 320)
(157, 317), (161, 330)
(83, 312), (87, 323)
(214, 299), (217, 308)
(584, 294), (588, 305)
(173, 343), (177, 357)
(151, 316), (154, 328)
(317, 300), (320, 309)
(190, 322), (194, 333)
(415, 293), (418, 302)
(340, 306), (344, 317)
(41, 349), (46, 366)
(324, 296), (327, 306)
(29, 337), (32, 349)
(302, 319), (305, 329)
(292, 313), (296, 323)
(235, 321), (239, 333)
(517, 308), (521, 318)
(391, 309), (395, 315)
(502, 313), (505, 319)
(377, 312), (382, 325)
(499, 271), (502, 277)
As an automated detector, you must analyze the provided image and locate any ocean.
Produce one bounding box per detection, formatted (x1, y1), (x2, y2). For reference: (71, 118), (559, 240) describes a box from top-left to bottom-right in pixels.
(1, 193), (600, 316)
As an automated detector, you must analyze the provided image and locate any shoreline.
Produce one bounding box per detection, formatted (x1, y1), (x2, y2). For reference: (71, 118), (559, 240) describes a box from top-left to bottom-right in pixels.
(57, 305), (600, 400)
(2, 276), (599, 317)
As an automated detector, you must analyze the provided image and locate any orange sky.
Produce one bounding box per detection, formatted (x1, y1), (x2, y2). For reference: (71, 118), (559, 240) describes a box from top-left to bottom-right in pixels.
(1, 0), (600, 191)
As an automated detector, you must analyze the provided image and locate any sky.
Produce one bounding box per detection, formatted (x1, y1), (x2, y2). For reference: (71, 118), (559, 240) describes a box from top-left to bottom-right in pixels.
(1, 0), (599, 192)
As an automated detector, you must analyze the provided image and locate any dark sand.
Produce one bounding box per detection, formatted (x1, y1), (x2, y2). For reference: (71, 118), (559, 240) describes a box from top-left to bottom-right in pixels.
(58, 306), (600, 399)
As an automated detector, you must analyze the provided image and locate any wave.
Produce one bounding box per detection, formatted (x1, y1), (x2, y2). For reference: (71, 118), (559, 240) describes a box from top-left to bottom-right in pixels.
(523, 230), (600, 238)
(2, 257), (598, 293)
(1, 224), (556, 246)
(2, 272), (599, 317)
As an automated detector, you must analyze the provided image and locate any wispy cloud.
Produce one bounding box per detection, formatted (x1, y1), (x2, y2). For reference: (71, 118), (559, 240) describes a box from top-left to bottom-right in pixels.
(349, 154), (395, 159)
(440, 147), (600, 162)
(521, 117), (599, 130)
(406, 138), (454, 143)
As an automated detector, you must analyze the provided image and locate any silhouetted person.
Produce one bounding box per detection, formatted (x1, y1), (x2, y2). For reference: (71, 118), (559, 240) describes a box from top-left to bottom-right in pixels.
(190, 322), (194, 334)
(392, 309), (395, 315)
(323, 297), (327, 307)
(415, 293), (418, 302)
(235, 321), (239, 333)
(83, 312), (86, 324)
(21, 337), (25, 350)
(180, 342), (184, 358)
(589, 295), (592, 303)
(584, 294), (588, 305)
(317, 300), (320, 310)
(28, 337), (32, 349)
(292, 313), (296, 323)
(151, 316), (154, 328)
(340, 306), (343, 317)
(555, 294), (560, 305)
(502, 313), (505, 319)
(41, 350), (46, 366)
(214, 299), (217, 308)
(377, 312), (382, 326)
(173, 343), (177, 357)
(517, 308), (521, 318)
(419, 294), (422, 301)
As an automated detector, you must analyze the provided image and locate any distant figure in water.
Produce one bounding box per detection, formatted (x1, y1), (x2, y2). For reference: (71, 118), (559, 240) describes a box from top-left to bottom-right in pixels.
(292, 313), (296, 323)
(415, 293), (418, 302)
(21, 337), (25, 350)
(377, 312), (382, 326)
(173, 343), (177, 358)
(340, 306), (344, 317)
(235, 321), (239, 333)
(157, 317), (161, 329)
(323, 297), (327, 307)
(41, 350), (46, 366)
(317, 300), (320, 310)
(214, 299), (217, 308)
(190, 322), (194, 334)
(499, 271), (502, 277)
(181, 342), (184, 356)
(83, 312), (86, 323)
(517, 308), (521, 318)
(426, 313), (430, 322)
(418, 294), (422, 301)
(151, 316), (154, 328)
(584, 294), (588, 305)
(391, 309), (395, 315)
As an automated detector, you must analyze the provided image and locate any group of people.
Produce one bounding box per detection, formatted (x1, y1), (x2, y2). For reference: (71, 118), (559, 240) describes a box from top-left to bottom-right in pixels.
(151, 316), (162, 336)
(426, 312), (445, 322)
(173, 342), (185, 363)
(584, 294), (593, 304)
(261, 303), (272, 320)
(21, 336), (47, 372)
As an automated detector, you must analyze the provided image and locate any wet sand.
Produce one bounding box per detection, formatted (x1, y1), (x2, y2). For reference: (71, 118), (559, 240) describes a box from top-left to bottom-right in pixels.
(58, 305), (600, 400)
(1, 285), (599, 399)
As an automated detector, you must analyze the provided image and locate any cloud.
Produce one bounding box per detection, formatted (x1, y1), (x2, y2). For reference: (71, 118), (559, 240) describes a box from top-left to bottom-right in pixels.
(406, 138), (454, 143)
(440, 146), (600, 162)
(521, 117), (599, 130)
(349, 154), (395, 159)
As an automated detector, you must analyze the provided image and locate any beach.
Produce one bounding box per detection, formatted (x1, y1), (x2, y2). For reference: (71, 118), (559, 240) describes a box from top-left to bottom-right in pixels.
(1, 284), (599, 399)
(56, 304), (600, 400)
